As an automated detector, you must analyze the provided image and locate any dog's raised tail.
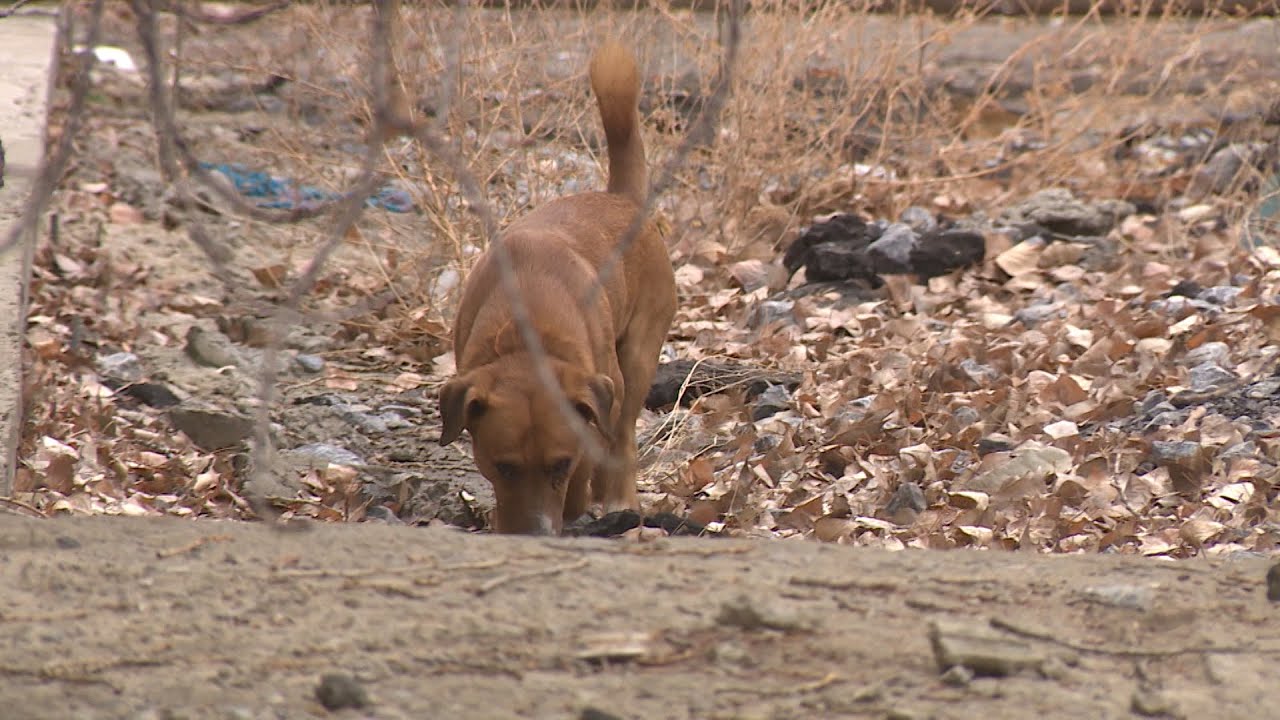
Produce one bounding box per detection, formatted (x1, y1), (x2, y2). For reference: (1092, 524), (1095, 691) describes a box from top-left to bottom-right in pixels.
(589, 41), (646, 206)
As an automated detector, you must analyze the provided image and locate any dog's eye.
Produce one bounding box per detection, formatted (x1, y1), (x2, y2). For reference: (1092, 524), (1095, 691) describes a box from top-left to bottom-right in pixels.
(548, 458), (572, 478)
(494, 462), (519, 482)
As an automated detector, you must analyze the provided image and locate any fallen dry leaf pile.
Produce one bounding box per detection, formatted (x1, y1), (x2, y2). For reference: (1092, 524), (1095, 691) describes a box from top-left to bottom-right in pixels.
(13, 5), (1280, 558)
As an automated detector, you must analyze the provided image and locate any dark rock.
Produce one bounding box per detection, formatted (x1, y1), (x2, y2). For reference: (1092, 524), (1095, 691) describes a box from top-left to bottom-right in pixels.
(977, 435), (1015, 455)
(782, 213), (879, 278)
(167, 407), (256, 451)
(1267, 563), (1280, 602)
(118, 381), (181, 408)
(314, 672), (370, 711)
(750, 384), (793, 421)
(909, 229), (985, 279)
(644, 512), (709, 537)
(784, 213), (983, 285)
(806, 242), (880, 285)
(1167, 279), (1203, 298)
(646, 359), (802, 410)
(54, 535), (81, 550)
(564, 510), (641, 537)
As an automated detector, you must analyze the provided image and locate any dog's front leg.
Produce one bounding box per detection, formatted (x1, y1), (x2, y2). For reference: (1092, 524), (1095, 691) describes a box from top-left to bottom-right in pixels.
(563, 459), (594, 526)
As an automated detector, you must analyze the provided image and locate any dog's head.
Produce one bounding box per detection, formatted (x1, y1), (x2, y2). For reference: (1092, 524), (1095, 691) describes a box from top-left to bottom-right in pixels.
(438, 355), (614, 535)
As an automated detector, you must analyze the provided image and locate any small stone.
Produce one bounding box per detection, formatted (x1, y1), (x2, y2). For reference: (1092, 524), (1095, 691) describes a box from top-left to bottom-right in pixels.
(294, 354), (325, 373)
(750, 384), (792, 421)
(939, 664), (974, 687)
(365, 506), (403, 524)
(1144, 410), (1187, 429)
(54, 535), (81, 550)
(1131, 687), (1177, 717)
(959, 358), (1000, 385)
(1183, 342), (1230, 368)
(865, 223), (918, 274)
(951, 406), (981, 427)
(899, 206), (937, 233)
(1013, 303), (1062, 327)
(1197, 285), (1242, 306)
(380, 404), (420, 418)
(884, 482), (927, 524)
(1001, 188), (1135, 237)
(185, 326), (242, 369)
(1189, 142), (1260, 197)
(97, 352), (143, 383)
(314, 672), (370, 711)
(716, 593), (808, 632)
(167, 408), (256, 451)
(1082, 583), (1153, 611)
(728, 259), (781, 293)
(1267, 563), (1280, 602)
(580, 709), (624, 720)
(748, 299), (796, 330)
(1149, 441), (1201, 466)
(1138, 390), (1171, 416)
(1177, 203), (1218, 223)
(432, 268), (461, 300)
(1187, 362), (1237, 392)
(928, 618), (1046, 676)
(108, 202), (145, 225)
(288, 443), (365, 468)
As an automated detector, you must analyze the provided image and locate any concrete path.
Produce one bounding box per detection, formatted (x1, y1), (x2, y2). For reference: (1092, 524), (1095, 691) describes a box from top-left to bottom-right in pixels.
(0, 15), (58, 495)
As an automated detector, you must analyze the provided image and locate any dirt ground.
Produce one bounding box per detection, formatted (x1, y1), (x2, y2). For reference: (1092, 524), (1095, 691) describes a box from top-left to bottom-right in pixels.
(0, 513), (1276, 720)
(7, 4), (1280, 718)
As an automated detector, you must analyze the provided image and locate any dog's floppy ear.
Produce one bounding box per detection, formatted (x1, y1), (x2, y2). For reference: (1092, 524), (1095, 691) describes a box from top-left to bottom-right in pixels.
(439, 377), (485, 445)
(573, 374), (615, 429)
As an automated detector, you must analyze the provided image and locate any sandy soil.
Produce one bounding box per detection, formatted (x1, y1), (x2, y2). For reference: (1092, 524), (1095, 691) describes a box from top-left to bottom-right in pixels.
(7, 7), (1280, 719)
(0, 513), (1276, 720)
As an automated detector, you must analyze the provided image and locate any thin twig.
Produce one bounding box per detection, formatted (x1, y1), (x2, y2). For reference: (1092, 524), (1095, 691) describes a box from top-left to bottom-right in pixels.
(474, 557), (590, 596)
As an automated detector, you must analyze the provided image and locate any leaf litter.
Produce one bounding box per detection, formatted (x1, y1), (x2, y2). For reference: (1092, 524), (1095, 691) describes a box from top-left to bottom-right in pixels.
(15, 4), (1280, 562)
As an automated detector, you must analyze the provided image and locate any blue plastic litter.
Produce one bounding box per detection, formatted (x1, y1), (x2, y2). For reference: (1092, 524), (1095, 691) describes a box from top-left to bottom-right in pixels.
(199, 161), (414, 213)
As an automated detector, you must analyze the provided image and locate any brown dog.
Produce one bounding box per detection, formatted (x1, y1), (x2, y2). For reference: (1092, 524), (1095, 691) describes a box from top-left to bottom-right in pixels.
(438, 42), (676, 535)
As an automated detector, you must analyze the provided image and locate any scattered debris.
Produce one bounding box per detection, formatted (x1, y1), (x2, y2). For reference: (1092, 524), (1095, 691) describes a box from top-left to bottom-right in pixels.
(928, 618), (1046, 677)
(314, 672), (371, 711)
